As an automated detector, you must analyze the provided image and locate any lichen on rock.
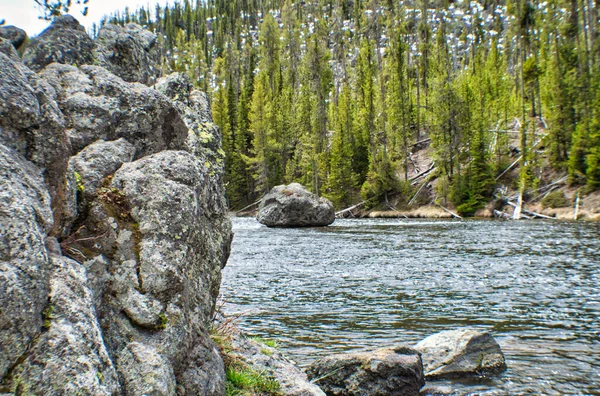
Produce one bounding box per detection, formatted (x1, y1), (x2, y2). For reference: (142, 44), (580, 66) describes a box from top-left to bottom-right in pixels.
(0, 15), (232, 395)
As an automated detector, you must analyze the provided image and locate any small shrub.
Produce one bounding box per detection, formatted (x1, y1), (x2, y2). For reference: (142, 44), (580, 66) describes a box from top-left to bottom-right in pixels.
(541, 191), (570, 209)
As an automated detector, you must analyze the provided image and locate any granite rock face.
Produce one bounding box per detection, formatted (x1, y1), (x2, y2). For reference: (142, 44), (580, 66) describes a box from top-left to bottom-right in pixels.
(0, 25), (28, 50)
(22, 15), (95, 72)
(257, 183), (336, 227)
(67, 138), (135, 201)
(94, 23), (162, 85)
(306, 346), (425, 396)
(0, 144), (53, 380)
(0, 16), (232, 395)
(414, 329), (507, 379)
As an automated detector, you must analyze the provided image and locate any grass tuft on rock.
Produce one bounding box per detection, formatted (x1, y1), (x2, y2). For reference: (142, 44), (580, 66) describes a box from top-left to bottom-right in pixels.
(225, 365), (280, 396)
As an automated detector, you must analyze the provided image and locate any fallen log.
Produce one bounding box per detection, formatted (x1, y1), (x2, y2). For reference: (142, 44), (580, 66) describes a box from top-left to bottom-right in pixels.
(435, 203), (462, 219)
(493, 209), (511, 219)
(234, 200), (261, 215)
(410, 138), (431, 147)
(408, 181), (428, 206)
(505, 200), (554, 220)
(335, 200), (368, 218)
(409, 162), (436, 185)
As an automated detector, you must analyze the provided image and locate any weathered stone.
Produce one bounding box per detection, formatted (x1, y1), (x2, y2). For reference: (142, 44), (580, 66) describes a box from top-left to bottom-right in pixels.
(95, 23), (161, 85)
(116, 342), (176, 395)
(0, 38), (20, 61)
(307, 346), (425, 396)
(0, 51), (74, 237)
(7, 255), (119, 395)
(39, 63), (188, 157)
(22, 15), (95, 72)
(0, 144), (53, 380)
(0, 18), (232, 394)
(156, 72), (225, 178)
(0, 52), (40, 134)
(257, 183), (336, 227)
(68, 138), (135, 201)
(83, 150), (231, 393)
(0, 25), (27, 50)
(414, 329), (507, 379)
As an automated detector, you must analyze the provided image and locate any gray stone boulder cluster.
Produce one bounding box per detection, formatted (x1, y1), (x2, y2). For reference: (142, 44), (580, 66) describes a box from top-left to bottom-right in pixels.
(257, 183), (336, 227)
(0, 16), (231, 395)
(306, 329), (506, 396)
(307, 346), (425, 396)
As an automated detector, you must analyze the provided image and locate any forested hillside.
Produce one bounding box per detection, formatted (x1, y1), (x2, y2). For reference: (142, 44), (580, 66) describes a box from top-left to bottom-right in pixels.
(102, 0), (600, 214)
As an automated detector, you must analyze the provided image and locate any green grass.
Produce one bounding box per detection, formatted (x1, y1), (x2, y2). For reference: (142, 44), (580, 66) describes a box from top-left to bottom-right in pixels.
(225, 365), (280, 396)
(249, 337), (278, 349)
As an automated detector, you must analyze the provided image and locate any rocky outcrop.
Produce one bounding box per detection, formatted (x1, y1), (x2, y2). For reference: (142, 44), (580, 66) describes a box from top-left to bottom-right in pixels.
(0, 38), (20, 61)
(0, 145), (53, 380)
(94, 23), (162, 85)
(0, 25), (27, 50)
(0, 16), (232, 395)
(414, 329), (507, 379)
(22, 15), (95, 72)
(67, 138), (136, 202)
(306, 346), (425, 396)
(257, 183), (336, 227)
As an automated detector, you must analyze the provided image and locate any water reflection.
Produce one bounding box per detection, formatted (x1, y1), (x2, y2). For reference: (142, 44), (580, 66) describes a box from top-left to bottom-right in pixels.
(221, 217), (600, 394)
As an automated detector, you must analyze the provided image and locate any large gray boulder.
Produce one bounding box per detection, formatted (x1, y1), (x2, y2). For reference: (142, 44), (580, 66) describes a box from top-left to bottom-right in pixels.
(22, 15), (95, 72)
(0, 17), (232, 395)
(67, 138), (135, 201)
(0, 38), (20, 61)
(0, 25), (27, 50)
(78, 149), (231, 394)
(306, 346), (425, 396)
(0, 144), (53, 380)
(257, 183), (335, 227)
(8, 253), (120, 395)
(414, 329), (507, 379)
(39, 63), (188, 156)
(94, 23), (162, 85)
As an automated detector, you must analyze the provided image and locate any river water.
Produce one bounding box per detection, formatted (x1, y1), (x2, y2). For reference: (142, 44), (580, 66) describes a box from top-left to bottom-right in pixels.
(221, 217), (600, 395)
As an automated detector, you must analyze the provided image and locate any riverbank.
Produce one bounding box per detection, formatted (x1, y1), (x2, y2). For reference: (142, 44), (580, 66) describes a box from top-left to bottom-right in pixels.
(232, 188), (600, 221)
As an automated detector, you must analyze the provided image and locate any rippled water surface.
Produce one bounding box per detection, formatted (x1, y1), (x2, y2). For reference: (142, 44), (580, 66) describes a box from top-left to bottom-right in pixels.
(221, 217), (600, 394)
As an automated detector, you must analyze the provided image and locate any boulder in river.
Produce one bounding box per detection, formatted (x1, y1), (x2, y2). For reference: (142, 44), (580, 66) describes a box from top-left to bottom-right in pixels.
(306, 346), (425, 396)
(257, 183), (335, 227)
(414, 328), (506, 379)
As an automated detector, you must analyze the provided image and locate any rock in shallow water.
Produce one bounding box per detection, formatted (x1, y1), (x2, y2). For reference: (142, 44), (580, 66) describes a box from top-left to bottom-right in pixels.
(257, 183), (335, 227)
(414, 328), (506, 379)
(306, 346), (425, 396)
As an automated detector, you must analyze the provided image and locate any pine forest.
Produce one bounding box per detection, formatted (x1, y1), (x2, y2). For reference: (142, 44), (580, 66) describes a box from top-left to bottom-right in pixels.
(103, 0), (600, 215)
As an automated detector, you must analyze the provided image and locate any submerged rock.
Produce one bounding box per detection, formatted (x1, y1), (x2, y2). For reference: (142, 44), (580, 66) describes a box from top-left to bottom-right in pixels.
(257, 183), (335, 227)
(306, 346), (425, 396)
(414, 329), (506, 379)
